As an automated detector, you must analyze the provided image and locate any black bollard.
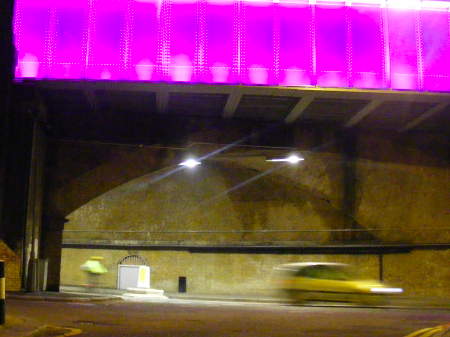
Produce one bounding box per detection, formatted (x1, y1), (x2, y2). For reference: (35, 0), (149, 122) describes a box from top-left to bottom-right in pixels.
(0, 260), (4, 325)
(178, 276), (187, 293)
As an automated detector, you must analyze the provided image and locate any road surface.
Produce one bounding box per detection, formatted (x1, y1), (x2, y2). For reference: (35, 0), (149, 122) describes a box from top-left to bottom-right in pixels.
(3, 298), (450, 337)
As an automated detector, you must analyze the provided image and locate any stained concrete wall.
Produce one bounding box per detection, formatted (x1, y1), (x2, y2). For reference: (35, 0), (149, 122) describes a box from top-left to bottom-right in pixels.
(356, 160), (450, 243)
(62, 151), (449, 245)
(354, 131), (450, 244)
(63, 154), (352, 245)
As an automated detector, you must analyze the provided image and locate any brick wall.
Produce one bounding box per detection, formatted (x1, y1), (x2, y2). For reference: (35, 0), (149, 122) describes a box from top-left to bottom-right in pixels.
(0, 240), (22, 291)
(60, 248), (450, 298)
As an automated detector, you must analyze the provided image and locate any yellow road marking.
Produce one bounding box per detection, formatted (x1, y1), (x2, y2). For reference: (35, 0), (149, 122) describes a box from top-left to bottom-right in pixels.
(64, 327), (83, 336)
(28, 325), (82, 337)
(404, 326), (444, 337)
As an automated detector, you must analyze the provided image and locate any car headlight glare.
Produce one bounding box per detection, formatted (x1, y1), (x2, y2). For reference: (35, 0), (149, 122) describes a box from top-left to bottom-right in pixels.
(370, 287), (403, 294)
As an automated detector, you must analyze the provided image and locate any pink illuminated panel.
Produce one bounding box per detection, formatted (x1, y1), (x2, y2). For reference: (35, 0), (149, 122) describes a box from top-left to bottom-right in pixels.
(316, 3), (348, 88)
(279, 1), (312, 86)
(388, 9), (420, 90)
(13, 0), (450, 92)
(350, 5), (385, 89)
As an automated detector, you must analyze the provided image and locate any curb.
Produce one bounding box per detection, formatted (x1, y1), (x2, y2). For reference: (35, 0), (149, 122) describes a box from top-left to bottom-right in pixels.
(168, 295), (282, 304)
(7, 293), (122, 303)
(166, 295), (450, 310)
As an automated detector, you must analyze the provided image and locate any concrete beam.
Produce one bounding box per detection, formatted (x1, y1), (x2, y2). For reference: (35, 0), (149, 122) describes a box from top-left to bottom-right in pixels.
(223, 91), (242, 118)
(399, 102), (449, 132)
(284, 96), (314, 124)
(31, 81), (450, 103)
(345, 100), (384, 128)
(156, 90), (169, 114)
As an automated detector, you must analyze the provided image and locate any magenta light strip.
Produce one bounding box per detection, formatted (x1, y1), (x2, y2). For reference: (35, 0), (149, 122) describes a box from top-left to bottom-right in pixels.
(13, 0), (450, 92)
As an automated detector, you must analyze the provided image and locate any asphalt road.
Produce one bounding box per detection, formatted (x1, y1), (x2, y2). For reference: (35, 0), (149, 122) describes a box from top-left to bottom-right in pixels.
(4, 298), (450, 337)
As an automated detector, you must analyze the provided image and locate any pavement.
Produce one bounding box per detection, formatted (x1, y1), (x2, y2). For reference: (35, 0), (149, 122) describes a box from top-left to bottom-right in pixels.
(6, 287), (450, 309)
(6, 291), (122, 303)
(6, 289), (282, 306)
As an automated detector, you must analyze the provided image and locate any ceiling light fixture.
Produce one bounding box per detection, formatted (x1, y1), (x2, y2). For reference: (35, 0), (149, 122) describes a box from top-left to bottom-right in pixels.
(179, 158), (201, 168)
(266, 154), (304, 164)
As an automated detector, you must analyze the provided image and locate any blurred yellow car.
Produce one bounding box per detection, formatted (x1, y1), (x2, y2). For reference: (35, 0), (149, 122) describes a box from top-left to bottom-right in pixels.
(273, 262), (403, 305)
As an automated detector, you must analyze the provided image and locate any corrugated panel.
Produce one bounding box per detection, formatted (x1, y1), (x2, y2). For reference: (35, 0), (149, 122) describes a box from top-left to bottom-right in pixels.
(41, 89), (89, 113)
(360, 101), (436, 130)
(95, 90), (157, 115)
(168, 93), (228, 117)
(300, 98), (369, 124)
(41, 89), (91, 138)
(414, 107), (450, 132)
(235, 95), (299, 121)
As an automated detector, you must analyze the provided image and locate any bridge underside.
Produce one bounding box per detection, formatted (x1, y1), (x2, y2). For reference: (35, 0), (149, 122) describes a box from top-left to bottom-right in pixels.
(22, 81), (450, 141)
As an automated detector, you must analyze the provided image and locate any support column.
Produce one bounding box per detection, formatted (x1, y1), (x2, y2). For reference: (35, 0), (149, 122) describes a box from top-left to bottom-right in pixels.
(23, 119), (47, 292)
(339, 131), (376, 243)
(40, 216), (67, 291)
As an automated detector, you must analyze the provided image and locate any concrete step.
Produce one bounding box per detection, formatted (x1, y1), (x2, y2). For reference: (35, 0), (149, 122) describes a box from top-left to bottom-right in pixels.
(122, 288), (169, 302)
(126, 288), (165, 295)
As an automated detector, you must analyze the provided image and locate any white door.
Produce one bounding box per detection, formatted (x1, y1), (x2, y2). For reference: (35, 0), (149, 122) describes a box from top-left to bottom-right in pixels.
(118, 265), (139, 290)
